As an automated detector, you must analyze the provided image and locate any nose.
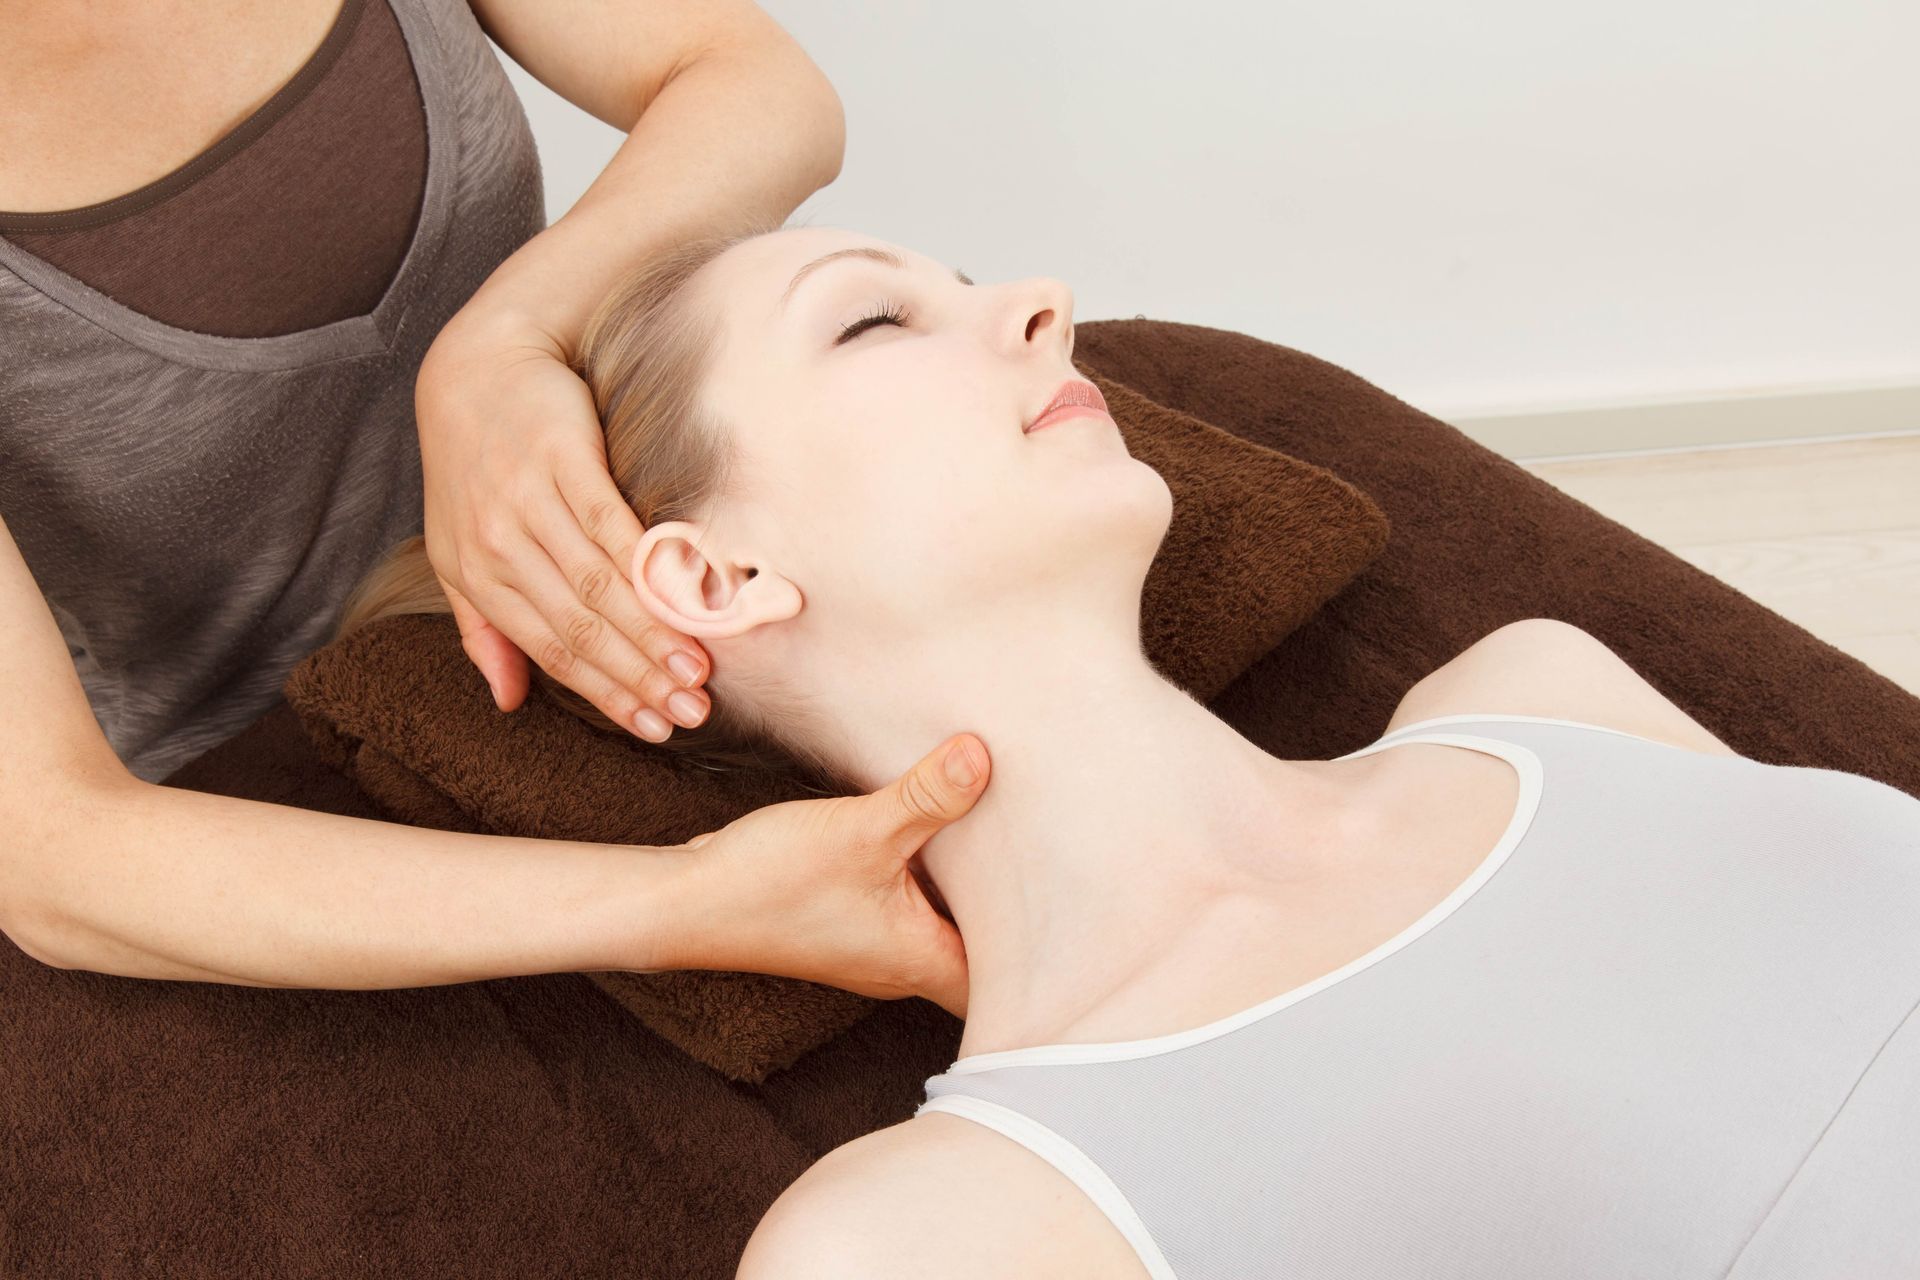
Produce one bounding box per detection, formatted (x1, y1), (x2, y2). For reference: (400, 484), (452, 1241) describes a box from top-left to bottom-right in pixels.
(1012, 276), (1075, 359)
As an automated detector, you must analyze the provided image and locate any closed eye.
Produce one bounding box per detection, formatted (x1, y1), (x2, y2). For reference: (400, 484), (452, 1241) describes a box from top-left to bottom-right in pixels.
(835, 299), (912, 345)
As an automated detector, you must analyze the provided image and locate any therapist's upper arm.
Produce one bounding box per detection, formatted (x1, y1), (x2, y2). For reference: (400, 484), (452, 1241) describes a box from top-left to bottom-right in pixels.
(466, 0), (824, 132)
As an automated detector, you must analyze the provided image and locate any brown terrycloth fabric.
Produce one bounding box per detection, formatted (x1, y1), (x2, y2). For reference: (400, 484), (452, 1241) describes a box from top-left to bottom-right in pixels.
(7, 320), (1919, 1278)
(0, 0), (429, 338)
(278, 368), (1394, 1083)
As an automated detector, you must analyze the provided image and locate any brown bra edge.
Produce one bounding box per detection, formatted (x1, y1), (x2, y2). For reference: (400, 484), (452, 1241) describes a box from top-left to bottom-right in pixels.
(0, 0), (366, 233)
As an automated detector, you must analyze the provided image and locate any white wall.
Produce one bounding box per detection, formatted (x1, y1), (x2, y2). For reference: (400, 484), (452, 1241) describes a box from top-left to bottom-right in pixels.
(492, 0), (1918, 424)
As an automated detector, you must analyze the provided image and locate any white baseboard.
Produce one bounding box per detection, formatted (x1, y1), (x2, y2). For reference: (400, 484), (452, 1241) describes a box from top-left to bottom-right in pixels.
(1441, 381), (1920, 462)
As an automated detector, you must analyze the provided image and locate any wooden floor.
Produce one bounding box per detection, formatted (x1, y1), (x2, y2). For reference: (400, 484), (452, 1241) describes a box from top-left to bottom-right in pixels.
(1517, 433), (1920, 699)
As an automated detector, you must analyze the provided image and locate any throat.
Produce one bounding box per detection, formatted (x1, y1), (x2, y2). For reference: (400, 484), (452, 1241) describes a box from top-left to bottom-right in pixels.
(949, 743), (1522, 1061)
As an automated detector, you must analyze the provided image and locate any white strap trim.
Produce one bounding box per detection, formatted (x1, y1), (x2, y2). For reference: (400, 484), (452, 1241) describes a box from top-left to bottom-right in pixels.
(915, 1093), (1178, 1279)
(937, 731), (1543, 1073)
(1364, 711), (1663, 747)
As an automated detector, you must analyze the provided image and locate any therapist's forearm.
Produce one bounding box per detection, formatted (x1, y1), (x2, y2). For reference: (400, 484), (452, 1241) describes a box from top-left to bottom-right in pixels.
(459, 36), (844, 350)
(20, 773), (699, 990)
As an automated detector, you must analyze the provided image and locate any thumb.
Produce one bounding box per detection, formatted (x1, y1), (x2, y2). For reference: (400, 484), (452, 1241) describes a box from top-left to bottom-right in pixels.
(913, 908), (971, 1020)
(877, 734), (991, 846)
(444, 578), (530, 712)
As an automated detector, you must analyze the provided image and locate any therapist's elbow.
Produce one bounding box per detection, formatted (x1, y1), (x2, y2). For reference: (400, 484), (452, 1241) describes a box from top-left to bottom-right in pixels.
(1, 826), (79, 969)
(2, 897), (76, 970)
(1, 757), (123, 972)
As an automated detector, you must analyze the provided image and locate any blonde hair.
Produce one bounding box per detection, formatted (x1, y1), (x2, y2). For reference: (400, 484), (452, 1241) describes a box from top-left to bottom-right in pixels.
(332, 217), (847, 794)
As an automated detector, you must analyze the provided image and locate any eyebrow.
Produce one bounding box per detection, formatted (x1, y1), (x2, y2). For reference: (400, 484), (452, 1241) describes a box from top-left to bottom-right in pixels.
(778, 246), (975, 312)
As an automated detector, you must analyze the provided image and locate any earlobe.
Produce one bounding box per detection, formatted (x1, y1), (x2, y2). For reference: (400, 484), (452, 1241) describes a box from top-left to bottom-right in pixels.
(630, 521), (803, 640)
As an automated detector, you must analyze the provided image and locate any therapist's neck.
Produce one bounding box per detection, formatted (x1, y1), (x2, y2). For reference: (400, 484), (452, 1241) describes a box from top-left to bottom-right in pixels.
(829, 610), (1362, 1061)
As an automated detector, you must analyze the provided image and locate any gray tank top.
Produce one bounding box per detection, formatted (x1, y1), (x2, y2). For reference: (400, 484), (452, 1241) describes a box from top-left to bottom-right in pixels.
(919, 714), (1920, 1278)
(0, 0), (544, 782)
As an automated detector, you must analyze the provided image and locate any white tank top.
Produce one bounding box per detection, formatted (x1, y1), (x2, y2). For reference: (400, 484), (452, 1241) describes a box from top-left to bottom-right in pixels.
(919, 715), (1920, 1278)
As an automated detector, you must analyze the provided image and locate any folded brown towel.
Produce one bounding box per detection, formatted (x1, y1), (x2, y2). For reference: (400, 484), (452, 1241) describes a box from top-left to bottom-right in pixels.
(282, 368), (1391, 1082)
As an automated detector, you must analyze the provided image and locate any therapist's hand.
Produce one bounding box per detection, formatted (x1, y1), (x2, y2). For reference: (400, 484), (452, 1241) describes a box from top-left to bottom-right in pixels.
(414, 307), (711, 743)
(661, 734), (990, 1020)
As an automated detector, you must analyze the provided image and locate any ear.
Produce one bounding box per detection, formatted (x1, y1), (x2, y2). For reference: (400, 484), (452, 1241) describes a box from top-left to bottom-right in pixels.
(629, 521), (803, 640)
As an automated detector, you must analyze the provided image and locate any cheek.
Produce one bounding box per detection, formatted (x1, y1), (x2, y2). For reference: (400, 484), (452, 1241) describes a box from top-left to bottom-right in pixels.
(867, 447), (1001, 550)
(833, 410), (1009, 522)
(816, 439), (1016, 610)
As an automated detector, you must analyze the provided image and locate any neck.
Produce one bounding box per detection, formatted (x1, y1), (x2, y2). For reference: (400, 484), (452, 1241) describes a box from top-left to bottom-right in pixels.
(825, 616), (1367, 1063)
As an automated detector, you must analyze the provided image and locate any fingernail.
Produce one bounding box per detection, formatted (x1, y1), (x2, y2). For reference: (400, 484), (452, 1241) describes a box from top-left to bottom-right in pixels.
(634, 708), (673, 742)
(667, 689), (706, 728)
(944, 741), (978, 787)
(484, 673), (503, 710)
(667, 651), (703, 685)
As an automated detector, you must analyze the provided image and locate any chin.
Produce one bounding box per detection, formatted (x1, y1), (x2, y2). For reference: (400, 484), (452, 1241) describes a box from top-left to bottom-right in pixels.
(1122, 465), (1176, 550)
(1064, 472), (1176, 598)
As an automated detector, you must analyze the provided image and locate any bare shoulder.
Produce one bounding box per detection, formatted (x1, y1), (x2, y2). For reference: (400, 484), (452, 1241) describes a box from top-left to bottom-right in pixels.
(1385, 617), (1739, 756)
(736, 1111), (1151, 1279)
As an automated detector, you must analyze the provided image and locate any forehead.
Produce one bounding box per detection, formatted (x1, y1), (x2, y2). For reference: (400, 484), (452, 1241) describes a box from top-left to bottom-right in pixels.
(708, 226), (931, 324)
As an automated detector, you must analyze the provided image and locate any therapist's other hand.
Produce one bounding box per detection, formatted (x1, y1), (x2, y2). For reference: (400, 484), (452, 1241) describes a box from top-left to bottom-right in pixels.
(414, 308), (711, 742)
(666, 734), (990, 1020)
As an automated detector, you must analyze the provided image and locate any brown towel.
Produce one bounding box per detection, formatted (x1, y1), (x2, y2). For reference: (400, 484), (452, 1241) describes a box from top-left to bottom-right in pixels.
(281, 368), (1391, 1082)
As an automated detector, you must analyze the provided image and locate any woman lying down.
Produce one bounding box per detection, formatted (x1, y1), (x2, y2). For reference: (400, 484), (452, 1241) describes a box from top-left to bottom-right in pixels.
(349, 222), (1920, 1278)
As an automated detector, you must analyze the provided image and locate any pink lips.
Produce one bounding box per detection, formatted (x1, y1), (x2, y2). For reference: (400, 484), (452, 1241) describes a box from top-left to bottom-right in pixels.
(1025, 378), (1110, 434)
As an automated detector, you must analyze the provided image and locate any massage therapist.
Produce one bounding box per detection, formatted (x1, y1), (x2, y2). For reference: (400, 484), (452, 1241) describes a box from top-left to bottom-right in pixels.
(0, 0), (986, 1016)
